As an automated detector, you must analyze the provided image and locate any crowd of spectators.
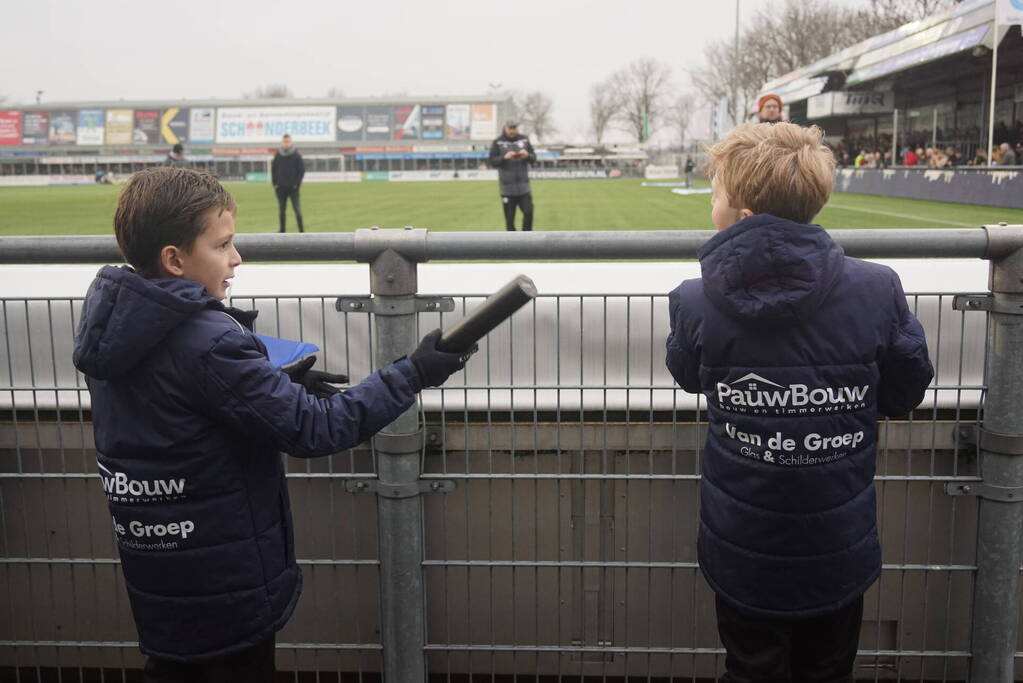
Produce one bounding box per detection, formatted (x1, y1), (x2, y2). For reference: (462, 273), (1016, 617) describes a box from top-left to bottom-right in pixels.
(829, 123), (1023, 168)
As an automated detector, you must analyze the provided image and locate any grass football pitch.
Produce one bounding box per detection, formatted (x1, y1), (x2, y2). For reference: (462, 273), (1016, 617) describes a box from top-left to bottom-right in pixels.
(2, 178), (1022, 237)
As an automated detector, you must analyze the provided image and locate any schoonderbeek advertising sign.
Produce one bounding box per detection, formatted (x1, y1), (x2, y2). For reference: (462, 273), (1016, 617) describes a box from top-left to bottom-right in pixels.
(216, 106), (336, 143)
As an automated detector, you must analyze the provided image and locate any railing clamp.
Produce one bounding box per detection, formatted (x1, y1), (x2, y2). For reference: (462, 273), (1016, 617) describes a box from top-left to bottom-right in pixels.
(944, 481), (1023, 503)
(952, 294), (1023, 315)
(335, 296), (455, 316)
(956, 425), (1023, 456)
(344, 479), (456, 498)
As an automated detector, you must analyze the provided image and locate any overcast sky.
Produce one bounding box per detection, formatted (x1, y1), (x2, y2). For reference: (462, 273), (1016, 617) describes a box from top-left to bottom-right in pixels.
(4, 0), (786, 142)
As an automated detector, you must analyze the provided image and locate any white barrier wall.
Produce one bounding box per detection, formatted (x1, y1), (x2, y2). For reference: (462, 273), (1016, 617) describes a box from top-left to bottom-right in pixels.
(645, 165), (680, 180)
(0, 174), (94, 186)
(387, 170), (498, 182)
(303, 171), (365, 183)
(0, 260), (988, 413)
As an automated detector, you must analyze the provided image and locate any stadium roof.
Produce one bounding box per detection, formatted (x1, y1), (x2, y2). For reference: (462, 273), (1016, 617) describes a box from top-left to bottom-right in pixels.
(756, 0), (1002, 105)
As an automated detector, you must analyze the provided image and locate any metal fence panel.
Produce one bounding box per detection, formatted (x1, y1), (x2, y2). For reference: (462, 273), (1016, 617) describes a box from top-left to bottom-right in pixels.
(3, 222), (1022, 682)
(0, 285), (996, 680)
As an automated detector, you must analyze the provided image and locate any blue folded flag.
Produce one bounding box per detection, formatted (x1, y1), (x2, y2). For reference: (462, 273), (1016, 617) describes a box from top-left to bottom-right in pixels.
(255, 333), (319, 368)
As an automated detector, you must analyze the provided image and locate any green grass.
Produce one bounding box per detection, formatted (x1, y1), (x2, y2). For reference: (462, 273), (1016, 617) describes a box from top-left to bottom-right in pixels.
(2, 178), (1022, 236)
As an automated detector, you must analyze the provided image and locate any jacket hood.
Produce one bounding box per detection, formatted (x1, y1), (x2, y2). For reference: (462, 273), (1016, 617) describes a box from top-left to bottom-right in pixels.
(697, 214), (845, 323)
(73, 265), (247, 379)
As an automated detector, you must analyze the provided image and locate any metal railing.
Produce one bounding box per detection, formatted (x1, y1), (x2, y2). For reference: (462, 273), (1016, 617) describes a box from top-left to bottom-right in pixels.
(1, 226), (1022, 682)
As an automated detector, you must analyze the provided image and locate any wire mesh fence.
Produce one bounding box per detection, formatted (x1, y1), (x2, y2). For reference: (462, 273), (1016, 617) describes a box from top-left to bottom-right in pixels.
(0, 284), (999, 681)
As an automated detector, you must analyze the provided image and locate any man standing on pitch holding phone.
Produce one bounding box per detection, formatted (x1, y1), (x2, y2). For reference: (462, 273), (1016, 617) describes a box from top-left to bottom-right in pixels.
(272, 134), (305, 233)
(489, 121), (536, 231)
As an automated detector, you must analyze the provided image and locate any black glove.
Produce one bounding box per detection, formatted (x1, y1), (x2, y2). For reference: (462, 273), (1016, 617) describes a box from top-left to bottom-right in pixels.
(281, 355), (349, 398)
(410, 329), (476, 388)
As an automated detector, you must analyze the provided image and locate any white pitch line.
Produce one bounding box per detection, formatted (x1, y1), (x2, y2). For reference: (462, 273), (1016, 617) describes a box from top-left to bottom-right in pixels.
(824, 202), (976, 228)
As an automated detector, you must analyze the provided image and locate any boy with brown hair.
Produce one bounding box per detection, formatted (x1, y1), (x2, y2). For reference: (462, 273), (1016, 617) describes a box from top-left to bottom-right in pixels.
(665, 123), (933, 681)
(73, 166), (471, 682)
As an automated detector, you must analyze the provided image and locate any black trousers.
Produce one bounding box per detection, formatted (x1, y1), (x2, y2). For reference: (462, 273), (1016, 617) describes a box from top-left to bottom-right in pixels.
(716, 595), (863, 683)
(143, 636), (276, 683)
(275, 185), (304, 232)
(502, 193), (533, 231)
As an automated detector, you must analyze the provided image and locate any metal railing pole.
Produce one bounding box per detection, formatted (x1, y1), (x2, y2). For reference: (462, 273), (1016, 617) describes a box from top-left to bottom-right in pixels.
(969, 225), (1023, 683)
(0, 229), (994, 264)
(361, 228), (428, 682)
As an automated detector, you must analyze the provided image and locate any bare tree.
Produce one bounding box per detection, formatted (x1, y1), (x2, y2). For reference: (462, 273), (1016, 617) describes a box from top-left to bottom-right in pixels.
(859, 0), (956, 33)
(754, 0), (953, 74)
(751, 0), (848, 74)
(690, 0), (954, 128)
(589, 80), (621, 144)
(514, 90), (557, 143)
(609, 58), (674, 143)
(325, 87), (345, 98)
(689, 41), (752, 128)
(243, 83), (294, 99)
(666, 93), (698, 150)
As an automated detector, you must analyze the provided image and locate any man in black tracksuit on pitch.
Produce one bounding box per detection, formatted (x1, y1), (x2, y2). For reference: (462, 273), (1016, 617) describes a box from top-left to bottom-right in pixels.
(488, 121), (536, 231)
(271, 134), (305, 232)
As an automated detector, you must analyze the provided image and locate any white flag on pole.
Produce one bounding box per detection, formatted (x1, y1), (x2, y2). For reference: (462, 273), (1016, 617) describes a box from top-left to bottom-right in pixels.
(998, 0), (1023, 26)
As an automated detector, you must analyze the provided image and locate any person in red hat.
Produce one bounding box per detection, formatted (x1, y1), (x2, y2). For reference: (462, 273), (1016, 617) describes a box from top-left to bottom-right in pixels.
(757, 94), (783, 123)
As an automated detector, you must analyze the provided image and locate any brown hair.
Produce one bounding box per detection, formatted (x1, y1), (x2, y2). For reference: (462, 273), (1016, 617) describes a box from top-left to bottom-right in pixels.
(708, 122), (834, 224)
(114, 167), (236, 277)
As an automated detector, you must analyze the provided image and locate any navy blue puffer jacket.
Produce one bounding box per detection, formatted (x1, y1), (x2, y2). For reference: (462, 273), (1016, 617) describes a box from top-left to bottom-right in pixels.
(73, 266), (421, 660)
(666, 214), (933, 619)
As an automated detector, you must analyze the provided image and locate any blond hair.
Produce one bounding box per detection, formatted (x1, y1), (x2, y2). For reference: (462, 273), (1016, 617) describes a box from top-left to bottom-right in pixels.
(708, 122), (835, 224)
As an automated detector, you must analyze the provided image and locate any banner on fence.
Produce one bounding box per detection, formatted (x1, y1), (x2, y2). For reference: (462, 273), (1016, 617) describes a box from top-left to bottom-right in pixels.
(161, 107), (189, 144)
(644, 165), (680, 180)
(76, 110), (104, 145)
(21, 112), (49, 145)
(533, 169), (610, 179)
(421, 105), (445, 139)
(807, 90), (894, 119)
(48, 112), (76, 144)
(445, 104), (470, 140)
(365, 106), (392, 141)
(337, 107), (365, 142)
(456, 169), (499, 181)
(304, 171), (365, 183)
(0, 174), (94, 186)
(394, 105), (421, 140)
(835, 167), (1023, 210)
(0, 111), (22, 146)
(190, 108), (215, 143)
(133, 110), (160, 144)
(105, 109), (134, 145)
(217, 106), (336, 143)
(381, 170), (496, 182)
(471, 104), (497, 140)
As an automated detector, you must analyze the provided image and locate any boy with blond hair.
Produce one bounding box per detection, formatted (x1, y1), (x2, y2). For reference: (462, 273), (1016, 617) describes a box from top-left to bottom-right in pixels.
(665, 123), (933, 681)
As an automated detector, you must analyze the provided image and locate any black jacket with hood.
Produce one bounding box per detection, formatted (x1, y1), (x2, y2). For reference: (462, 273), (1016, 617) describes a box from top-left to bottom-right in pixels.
(666, 214), (933, 619)
(73, 265), (421, 660)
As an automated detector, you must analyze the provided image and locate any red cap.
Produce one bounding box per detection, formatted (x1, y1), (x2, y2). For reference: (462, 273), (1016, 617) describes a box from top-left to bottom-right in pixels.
(757, 93), (783, 112)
